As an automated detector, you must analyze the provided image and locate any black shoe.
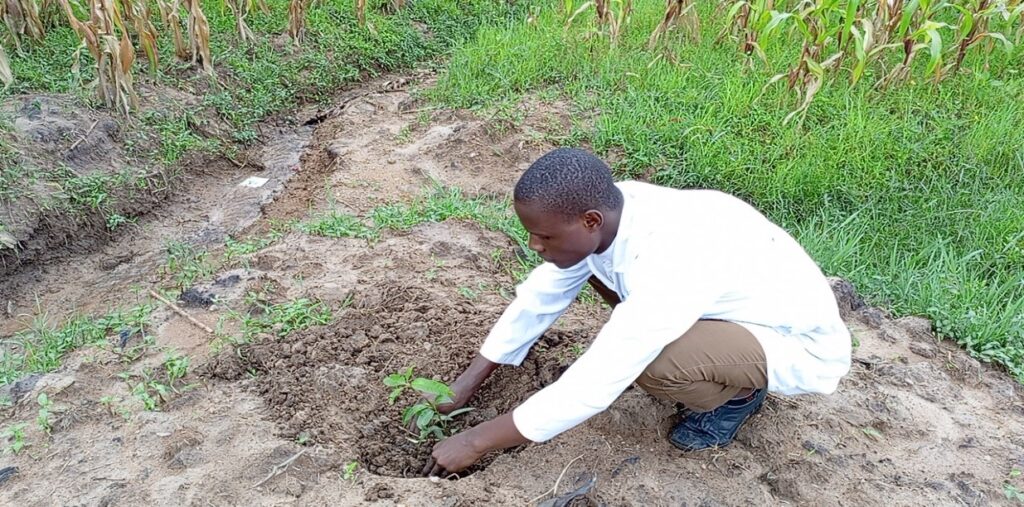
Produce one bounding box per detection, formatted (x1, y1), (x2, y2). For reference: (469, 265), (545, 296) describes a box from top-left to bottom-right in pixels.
(668, 389), (767, 451)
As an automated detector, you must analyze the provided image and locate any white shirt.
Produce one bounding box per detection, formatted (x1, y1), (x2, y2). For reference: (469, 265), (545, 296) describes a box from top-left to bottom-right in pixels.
(480, 181), (852, 443)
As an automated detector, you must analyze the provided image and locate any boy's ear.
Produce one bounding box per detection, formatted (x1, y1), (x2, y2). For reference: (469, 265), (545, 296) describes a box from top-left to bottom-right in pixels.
(582, 210), (604, 230)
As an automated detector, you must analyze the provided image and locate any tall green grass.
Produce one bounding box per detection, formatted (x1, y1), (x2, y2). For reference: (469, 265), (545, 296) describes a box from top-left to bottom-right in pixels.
(429, 4), (1024, 380)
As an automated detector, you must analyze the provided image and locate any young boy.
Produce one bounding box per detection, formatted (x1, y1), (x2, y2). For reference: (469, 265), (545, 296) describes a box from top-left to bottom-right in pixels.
(422, 148), (851, 477)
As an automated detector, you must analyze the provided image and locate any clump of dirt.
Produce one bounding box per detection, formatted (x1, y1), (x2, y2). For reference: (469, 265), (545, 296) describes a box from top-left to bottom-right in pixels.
(206, 286), (589, 478)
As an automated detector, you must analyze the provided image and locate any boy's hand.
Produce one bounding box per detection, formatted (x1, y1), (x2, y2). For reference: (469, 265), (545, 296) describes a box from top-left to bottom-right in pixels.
(421, 413), (530, 477)
(421, 430), (484, 477)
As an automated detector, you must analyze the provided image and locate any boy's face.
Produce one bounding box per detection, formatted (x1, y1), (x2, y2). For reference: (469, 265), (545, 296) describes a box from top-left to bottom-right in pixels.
(514, 200), (603, 269)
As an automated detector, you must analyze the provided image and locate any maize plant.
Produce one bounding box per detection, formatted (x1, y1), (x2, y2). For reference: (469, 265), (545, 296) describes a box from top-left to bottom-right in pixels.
(649, 0), (701, 48)
(120, 0), (160, 73)
(2, 0), (46, 50)
(226, 0), (254, 43)
(158, 0), (189, 61)
(949, 0), (1015, 71)
(712, 0), (1022, 121)
(57, 0), (139, 115)
(287, 0), (311, 43)
(185, 0), (213, 74)
(0, 43), (11, 89)
(566, 0), (633, 45)
(357, 0), (365, 25)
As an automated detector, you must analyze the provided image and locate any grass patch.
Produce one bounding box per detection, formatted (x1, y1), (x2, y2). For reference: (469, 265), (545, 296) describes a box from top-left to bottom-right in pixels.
(430, 5), (1024, 380)
(299, 211), (379, 240)
(223, 230), (284, 265)
(371, 185), (541, 278)
(238, 298), (333, 341)
(162, 241), (215, 289)
(0, 304), (154, 386)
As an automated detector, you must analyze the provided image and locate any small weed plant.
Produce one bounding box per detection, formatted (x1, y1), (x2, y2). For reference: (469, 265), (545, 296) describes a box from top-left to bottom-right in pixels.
(121, 349), (193, 411)
(36, 393), (53, 434)
(342, 461), (359, 483)
(1, 423), (27, 454)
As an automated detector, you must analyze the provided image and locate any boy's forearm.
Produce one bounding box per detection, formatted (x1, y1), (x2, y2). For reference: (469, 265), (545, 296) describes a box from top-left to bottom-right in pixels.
(451, 353), (499, 402)
(467, 412), (531, 451)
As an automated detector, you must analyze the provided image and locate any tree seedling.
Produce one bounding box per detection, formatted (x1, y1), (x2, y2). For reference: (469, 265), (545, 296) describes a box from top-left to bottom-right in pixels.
(383, 367), (473, 443)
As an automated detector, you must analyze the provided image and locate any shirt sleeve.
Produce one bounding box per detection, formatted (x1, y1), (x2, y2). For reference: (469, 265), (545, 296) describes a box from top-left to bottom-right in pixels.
(479, 260), (592, 365)
(510, 256), (722, 442)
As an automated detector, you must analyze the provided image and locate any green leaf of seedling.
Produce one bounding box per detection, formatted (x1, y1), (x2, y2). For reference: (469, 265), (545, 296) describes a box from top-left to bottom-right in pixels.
(429, 426), (445, 440)
(388, 386), (404, 404)
(447, 407), (475, 418)
(383, 374), (407, 387)
(416, 407), (436, 430)
(402, 403), (430, 425)
(1010, 468), (1021, 478)
(410, 378), (454, 400)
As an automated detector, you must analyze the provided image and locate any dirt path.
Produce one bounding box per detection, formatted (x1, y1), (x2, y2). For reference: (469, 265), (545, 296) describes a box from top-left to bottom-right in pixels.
(1, 73), (1022, 506)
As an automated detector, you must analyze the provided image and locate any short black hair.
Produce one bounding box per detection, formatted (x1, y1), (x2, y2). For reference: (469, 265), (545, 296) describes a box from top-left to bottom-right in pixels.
(514, 148), (623, 218)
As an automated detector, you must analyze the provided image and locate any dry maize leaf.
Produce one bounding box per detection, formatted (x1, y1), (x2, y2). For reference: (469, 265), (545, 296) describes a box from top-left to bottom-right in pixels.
(187, 0), (213, 74)
(154, 0), (170, 23)
(4, 0), (27, 50)
(20, 0), (46, 40)
(356, 0), (365, 26)
(168, 0), (188, 61)
(0, 44), (13, 89)
(125, 0), (161, 72)
(118, 30), (134, 73)
(227, 0), (254, 43)
(116, 34), (139, 113)
(288, 0), (309, 43)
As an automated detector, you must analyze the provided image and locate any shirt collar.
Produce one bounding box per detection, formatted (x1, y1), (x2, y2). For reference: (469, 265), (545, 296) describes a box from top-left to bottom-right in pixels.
(602, 184), (635, 272)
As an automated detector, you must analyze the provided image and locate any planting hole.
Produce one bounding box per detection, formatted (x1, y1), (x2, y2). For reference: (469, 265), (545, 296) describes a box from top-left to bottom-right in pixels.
(205, 286), (585, 478)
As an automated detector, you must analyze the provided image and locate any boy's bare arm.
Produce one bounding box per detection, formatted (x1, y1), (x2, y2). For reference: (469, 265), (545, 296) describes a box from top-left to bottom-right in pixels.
(437, 353), (500, 413)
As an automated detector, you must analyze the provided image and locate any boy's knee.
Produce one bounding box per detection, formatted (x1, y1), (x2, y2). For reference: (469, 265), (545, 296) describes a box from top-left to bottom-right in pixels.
(636, 357), (693, 395)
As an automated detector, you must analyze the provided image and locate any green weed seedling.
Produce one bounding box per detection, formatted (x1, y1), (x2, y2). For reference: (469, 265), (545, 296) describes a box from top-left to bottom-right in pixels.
(36, 393), (53, 434)
(122, 349), (194, 411)
(1006, 468), (1024, 503)
(383, 367), (473, 443)
(1, 423), (27, 454)
(342, 461), (358, 484)
(99, 396), (119, 416)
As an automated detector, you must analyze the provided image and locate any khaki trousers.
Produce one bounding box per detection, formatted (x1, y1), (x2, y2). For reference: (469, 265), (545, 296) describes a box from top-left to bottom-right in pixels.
(588, 276), (768, 412)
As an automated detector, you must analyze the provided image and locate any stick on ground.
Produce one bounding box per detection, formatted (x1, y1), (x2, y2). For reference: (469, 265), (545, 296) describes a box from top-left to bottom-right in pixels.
(254, 449), (308, 488)
(148, 290), (214, 334)
(528, 454), (584, 504)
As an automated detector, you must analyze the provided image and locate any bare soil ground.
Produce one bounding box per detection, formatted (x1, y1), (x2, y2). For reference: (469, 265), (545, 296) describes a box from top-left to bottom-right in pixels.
(1, 73), (1022, 506)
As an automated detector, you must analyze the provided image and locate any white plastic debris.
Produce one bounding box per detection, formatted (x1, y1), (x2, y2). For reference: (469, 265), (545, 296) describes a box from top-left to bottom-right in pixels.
(239, 176), (270, 188)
